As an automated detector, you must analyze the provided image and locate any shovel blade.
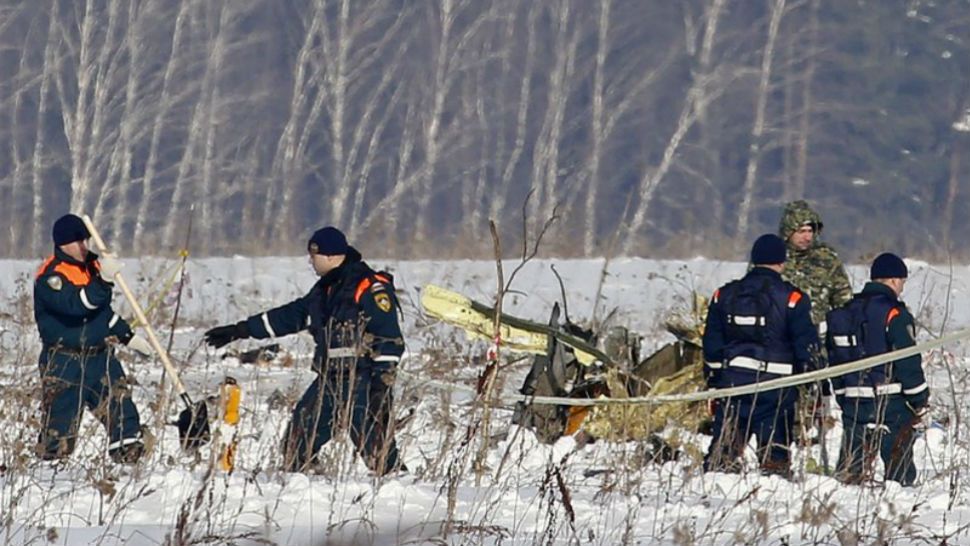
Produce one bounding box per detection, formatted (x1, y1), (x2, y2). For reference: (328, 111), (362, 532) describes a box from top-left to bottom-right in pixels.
(176, 401), (211, 450)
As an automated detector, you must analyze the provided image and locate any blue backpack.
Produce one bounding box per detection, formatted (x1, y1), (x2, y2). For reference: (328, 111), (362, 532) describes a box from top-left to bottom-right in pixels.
(825, 294), (897, 391)
(721, 278), (776, 344)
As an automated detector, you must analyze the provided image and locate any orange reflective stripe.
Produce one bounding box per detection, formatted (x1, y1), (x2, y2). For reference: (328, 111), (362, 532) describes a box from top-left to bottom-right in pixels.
(712, 289), (720, 303)
(354, 274), (391, 303)
(354, 278), (373, 303)
(35, 255), (56, 279)
(36, 255), (91, 285)
(788, 291), (803, 308)
(53, 262), (91, 286)
(886, 307), (901, 327)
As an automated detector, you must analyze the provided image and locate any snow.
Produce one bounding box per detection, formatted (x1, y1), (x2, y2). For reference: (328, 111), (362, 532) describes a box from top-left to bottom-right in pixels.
(955, 110), (970, 133)
(3, 256), (970, 544)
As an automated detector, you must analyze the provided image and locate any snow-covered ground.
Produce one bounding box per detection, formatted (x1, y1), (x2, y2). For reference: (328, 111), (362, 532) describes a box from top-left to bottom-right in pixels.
(3, 256), (970, 545)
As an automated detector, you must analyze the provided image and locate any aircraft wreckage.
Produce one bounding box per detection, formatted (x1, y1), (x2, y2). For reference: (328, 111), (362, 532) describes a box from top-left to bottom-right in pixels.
(420, 284), (711, 453)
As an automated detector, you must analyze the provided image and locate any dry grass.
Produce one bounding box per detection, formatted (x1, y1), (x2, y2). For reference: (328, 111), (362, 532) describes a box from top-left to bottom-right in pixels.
(2, 266), (970, 546)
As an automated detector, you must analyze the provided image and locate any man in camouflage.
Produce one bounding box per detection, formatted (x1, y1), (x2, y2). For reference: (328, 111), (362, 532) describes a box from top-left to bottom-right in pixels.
(778, 200), (853, 457)
(778, 200), (853, 326)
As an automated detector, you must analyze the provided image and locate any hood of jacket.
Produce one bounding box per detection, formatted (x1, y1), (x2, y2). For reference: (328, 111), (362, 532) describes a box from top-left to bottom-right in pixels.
(778, 200), (824, 243)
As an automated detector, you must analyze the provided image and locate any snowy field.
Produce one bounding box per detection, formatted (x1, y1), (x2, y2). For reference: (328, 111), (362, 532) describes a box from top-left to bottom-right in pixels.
(3, 255), (970, 545)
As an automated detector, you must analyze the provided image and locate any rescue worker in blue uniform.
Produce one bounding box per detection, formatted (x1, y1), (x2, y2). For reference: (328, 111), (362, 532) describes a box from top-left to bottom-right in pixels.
(826, 253), (928, 486)
(204, 227), (406, 475)
(703, 234), (820, 477)
(34, 214), (153, 463)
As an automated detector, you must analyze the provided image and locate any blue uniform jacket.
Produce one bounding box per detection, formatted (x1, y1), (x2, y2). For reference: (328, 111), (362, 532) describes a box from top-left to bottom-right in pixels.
(244, 248), (404, 372)
(828, 282), (929, 417)
(34, 248), (133, 350)
(703, 267), (819, 409)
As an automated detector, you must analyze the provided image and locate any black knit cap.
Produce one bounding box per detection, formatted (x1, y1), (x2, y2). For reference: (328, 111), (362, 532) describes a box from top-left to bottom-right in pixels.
(52, 214), (90, 246)
(307, 226), (348, 255)
(750, 234), (787, 265)
(870, 252), (908, 279)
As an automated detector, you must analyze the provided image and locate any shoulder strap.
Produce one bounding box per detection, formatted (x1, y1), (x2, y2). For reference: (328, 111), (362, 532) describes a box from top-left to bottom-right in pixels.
(885, 306), (901, 328)
(354, 272), (393, 303)
(53, 261), (92, 286)
(35, 255), (91, 286)
(35, 255), (56, 279)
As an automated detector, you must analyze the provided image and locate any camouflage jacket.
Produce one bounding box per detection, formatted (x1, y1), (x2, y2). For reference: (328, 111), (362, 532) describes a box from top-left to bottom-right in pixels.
(783, 244), (852, 325)
(778, 200), (853, 326)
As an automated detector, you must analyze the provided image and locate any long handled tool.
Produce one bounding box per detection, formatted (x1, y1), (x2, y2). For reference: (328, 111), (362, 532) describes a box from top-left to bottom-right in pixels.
(81, 215), (210, 450)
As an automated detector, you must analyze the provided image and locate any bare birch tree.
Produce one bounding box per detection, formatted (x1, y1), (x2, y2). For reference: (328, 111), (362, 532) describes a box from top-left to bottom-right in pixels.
(3, 4), (41, 252)
(620, 0), (728, 256)
(529, 0), (579, 234)
(792, 0), (819, 201)
(162, 0), (231, 249)
(735, 0), (786, 244)
(0, 0), (965, 258)
(133, 0), (191, 249)
(29, 5), (61, 255)
(489, 2), (540, 230)
(583, 0), (612, 256)
(98, 0), (142, 248)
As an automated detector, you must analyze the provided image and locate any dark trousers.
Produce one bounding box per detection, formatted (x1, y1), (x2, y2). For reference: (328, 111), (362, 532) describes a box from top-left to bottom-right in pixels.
(838, 399), (917, 486)
(704, 395), (795, 476)
(38, 348), (142, 458)
(282, 365), (400, 474)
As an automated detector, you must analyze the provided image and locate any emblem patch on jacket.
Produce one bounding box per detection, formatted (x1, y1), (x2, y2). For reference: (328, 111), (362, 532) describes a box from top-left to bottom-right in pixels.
(46, 276), (63, 291)
(374, 292), (393, 313)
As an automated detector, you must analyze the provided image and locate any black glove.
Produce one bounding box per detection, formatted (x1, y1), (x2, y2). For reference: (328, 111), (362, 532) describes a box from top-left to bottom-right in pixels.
(204, 321), (250, 348)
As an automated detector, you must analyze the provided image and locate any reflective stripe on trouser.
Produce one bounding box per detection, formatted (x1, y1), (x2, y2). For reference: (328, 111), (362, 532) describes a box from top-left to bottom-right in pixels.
(324, 348), (400, 364)
(328, 347), (357, 359)
(833, 383), (902, 398)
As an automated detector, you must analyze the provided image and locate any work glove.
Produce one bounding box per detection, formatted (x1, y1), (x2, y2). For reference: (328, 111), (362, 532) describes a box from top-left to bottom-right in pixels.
(125, 334), (154, 357)
(707, 398), (719, 417)
(98, 253), (124, 282)
(204, 321), (250, 349)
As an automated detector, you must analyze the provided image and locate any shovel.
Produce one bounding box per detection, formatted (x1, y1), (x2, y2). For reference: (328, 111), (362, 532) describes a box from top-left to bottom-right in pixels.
(81, 215), (211, 450)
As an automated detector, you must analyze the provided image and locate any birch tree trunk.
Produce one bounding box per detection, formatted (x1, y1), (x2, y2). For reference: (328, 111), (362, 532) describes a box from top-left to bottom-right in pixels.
(79, 0), (126, 220)
(413, 0), (455, 243)
(490, 2), (539, 226)
(29, 5), (61, 254)
(620, 0), (727, 256)
(263, 0), (324, 240)
(793, 0), (820, 200)
(99, 0), (141, 248)
(696, 0), (726, 233)
(135, 0), (190, 247)
(163, 0), (230, 249)
(473, 5), (516, 241)
(64, 0), (99, 215)
(583, 0), (611, 256)
(335, 21), (409, 233)
(7, 17), (34, 252)
(735, 0), (786, 244)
